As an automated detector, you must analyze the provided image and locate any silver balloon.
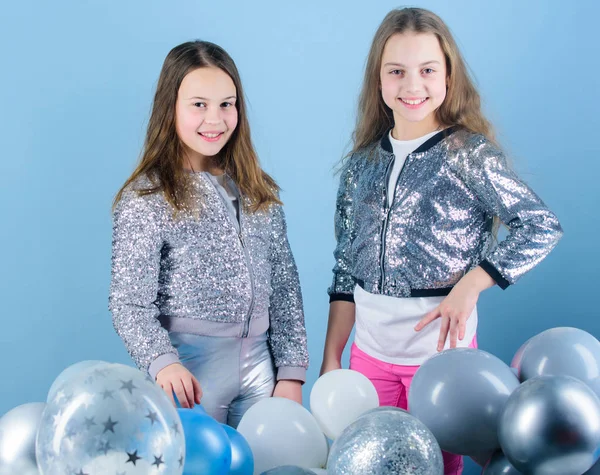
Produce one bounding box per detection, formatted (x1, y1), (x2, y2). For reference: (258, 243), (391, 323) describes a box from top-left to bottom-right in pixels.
(328, 407), (443, 475)
(0, 402), (45, 475)
(409, 348), (519, 455)
(586, 458), (600, 474)
(499, 375), (600, 475)
(518, 327), (600, 395)
(36, 362), (185, 475)
(261, 466), (318, 474)
(482, 451), (521, 474)
(510, 338), (532, 376)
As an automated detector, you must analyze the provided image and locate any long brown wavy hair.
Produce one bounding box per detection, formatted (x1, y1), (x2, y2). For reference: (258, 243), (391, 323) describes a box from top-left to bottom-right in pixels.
(114, 40), (280, 212)
(352, 7), (495, 153)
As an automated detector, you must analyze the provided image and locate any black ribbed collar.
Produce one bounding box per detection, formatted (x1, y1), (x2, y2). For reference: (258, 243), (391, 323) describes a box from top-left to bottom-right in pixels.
(380, 126), (460, 154)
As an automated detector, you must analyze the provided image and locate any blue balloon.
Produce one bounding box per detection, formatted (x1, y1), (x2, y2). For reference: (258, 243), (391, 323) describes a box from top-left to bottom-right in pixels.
(222, 424), (254, 475)
(177, 409), (231, 475)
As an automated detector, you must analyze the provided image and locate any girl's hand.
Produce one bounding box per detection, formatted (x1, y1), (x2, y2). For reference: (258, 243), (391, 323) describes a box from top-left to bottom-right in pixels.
(319, 359), (342, 376)
(156, 363), (202, 408)
(414, 266), (495, 350)
(273, 380), (303, 404)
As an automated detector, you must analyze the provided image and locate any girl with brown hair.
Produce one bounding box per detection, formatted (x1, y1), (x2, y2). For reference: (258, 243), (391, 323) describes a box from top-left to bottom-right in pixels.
(109, 40), (308, 428)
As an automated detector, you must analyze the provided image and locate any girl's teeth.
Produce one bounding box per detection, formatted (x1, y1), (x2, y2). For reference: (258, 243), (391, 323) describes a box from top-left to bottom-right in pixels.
(402, 98), (426, 105)
(201, 133), (220, 138)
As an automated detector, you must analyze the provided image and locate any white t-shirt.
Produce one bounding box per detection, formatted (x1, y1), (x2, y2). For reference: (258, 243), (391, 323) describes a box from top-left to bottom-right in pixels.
(354, 130), (478, 365)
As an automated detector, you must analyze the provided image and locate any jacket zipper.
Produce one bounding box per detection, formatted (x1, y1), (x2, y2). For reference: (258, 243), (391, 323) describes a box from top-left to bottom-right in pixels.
(379, 152), (414, 292)
(204, 174), (255, 338)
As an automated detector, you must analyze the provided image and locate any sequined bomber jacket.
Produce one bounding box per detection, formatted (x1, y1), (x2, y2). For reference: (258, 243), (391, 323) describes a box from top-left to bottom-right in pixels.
(109, 173), (309, 382)
(328, 127), (563, 302)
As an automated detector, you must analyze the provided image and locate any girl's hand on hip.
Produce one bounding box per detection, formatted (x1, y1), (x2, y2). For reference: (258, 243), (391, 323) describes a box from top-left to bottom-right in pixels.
(156, 363), (202, 408)
(273, 380), (303, 405)
(414, 266), (495, 350)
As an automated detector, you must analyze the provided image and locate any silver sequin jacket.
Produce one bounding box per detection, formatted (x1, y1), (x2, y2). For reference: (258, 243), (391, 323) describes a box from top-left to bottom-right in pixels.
(109, 172), (309, 381)
(328, 127), (563, 302)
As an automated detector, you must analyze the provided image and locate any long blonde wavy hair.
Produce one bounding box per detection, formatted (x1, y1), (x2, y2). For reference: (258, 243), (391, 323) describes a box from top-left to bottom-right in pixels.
(352, 7), (494, 153)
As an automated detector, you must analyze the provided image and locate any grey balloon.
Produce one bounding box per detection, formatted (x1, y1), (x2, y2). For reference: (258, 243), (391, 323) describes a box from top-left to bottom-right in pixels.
(327, 408), (443, 475)
(0, 402), (45, 475)
(510, 338), (532, 374)
(261, 466), (317, 475)
(499, 375), (600, 475)
(518, 327), (600, 395)
(408, 348), (519, 455)
(482, 452), (521, 474)
(585, 459), (600, 474)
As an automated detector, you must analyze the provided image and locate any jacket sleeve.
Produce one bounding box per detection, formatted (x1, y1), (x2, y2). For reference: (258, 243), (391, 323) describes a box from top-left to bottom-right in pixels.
(108, 189), (179, 379)
(267, 203), (309, 382)
(328, 154), (359, 302)
(460, 136), (563, 288)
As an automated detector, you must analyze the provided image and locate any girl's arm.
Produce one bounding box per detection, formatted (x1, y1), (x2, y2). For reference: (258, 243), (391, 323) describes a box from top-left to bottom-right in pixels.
(417, 136), (563, 348)
(109, 189), (200, 407)
(322, 155), (360, 372)
(320, 301), (356, 374)
(267, 203), (309, 401)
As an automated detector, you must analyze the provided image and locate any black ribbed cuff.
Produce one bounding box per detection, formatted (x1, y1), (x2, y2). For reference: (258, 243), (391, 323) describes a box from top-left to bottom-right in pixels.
(329, 293), (355, 304)
(480, 259), (510, 290)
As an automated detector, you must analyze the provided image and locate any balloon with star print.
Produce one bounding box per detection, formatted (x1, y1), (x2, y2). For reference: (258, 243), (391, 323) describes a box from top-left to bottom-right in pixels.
(35, 362), (185, 475)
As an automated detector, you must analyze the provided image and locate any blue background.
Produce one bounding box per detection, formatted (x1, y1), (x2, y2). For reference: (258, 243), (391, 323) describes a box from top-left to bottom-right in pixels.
(1, 1), (597, 472)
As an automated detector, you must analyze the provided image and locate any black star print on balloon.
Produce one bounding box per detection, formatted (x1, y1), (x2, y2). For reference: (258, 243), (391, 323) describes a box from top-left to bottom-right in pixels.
(152, 455), (164, 468)
(126, 450), (141, 466)
(101, 389), (115, 399)
(99, 440), (112, 455)
(145, 410), (159, 425)
(120, 379), (137, 394)
(83, 417), (96, 429)
(179, 455), (184, 467)
(103, 416), (118, 433)
(75, 470), (88, 475)
(171, 422), (180, 434)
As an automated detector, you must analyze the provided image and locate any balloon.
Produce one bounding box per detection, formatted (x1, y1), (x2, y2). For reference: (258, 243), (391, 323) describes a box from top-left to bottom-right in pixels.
(327, 407), (443, 475)
(499, 375), (600, 475)
(408, 348), (519, 455)
(470, 451), (494, 467)
(36, 363), (184, 475)
(310, 369), (378, 440)
(46, 360), (106, 403)
(222, 424), (254, 475)
(237, 397), (328, 474)
(178, 410), (230, 475)
(510, 338), (532, 378)
(518, 327), (600, 395)
(0, 402), (45, 475)
(482, 451), (521, 474)
(261, 467), (318, 474)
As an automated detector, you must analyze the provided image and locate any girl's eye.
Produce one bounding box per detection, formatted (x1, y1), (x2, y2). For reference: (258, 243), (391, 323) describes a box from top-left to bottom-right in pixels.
(390, 69), (404, 76)
(423, 68), (435, 74)
(221, 102), (234, 108)
(193, 102), (206, 108)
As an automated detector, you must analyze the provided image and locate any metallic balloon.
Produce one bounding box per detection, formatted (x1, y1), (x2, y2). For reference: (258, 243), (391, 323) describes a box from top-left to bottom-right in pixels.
(409, 348), (519, 455)
(518, 327), (600, 395)
(36, 362), (185, 475)
(586, 458), (600, 474)
(0, 402), (45, 475)
(261, 466), (318, 474)
(482, 451), (521, 474)
(499, 375), (600, 475)
(510, 338), (532, 375)
(327, 407), (443, 475)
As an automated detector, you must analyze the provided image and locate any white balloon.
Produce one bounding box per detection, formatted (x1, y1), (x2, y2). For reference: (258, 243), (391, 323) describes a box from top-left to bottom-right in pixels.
(0, 402), (45, 474)
(310, 369), (379, 440)
(237, 397), (328, 474)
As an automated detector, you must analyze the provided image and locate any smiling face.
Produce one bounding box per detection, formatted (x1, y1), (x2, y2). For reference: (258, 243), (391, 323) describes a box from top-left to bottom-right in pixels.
(380, 32), (447, 140)
(175, 66), (238, 170)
